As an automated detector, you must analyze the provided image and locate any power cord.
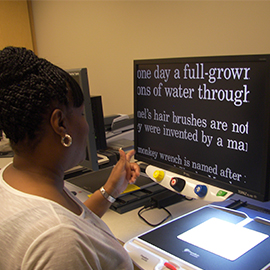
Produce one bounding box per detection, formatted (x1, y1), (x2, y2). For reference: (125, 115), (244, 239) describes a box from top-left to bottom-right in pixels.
(138, 202), (172, 227)
(138, 189), (186, 227)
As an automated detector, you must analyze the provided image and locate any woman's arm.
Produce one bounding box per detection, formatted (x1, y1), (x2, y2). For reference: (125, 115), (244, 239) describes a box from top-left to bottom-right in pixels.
(83, 149), (140, 218)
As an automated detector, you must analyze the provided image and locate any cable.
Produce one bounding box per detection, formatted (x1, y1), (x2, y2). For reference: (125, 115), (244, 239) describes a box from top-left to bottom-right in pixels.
(138, 201), (172, 227)
(138, 189), (187, 226)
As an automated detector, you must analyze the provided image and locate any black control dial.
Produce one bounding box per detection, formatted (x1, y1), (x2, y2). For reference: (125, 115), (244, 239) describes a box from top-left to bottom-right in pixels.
(170, 177), (186, 192)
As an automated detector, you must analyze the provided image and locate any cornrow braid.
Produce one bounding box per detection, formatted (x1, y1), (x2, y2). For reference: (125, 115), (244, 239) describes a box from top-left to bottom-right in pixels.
(0, 47), (84, 151)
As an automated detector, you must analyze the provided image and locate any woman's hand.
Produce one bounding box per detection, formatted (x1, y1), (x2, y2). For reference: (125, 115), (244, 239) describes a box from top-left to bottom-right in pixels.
(84, 149), (140, 217)
(103, 149), (140, 198)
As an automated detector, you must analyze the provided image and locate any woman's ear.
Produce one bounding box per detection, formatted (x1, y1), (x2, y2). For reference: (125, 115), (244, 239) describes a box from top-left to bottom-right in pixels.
(50, 109), (67, 137)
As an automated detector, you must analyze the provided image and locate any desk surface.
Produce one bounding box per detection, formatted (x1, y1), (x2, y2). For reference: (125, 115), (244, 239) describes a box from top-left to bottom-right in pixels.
(102, 198), (209, 243)
(0, 157), (209, 243)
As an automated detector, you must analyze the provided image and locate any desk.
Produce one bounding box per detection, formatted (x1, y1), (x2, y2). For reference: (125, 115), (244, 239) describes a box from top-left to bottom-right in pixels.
(102, 198), (209, 243)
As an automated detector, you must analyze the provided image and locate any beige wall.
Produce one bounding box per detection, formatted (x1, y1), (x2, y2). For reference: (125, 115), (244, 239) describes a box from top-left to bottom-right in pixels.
(31, 1), (270, 116)
(0, 0), (34, 51)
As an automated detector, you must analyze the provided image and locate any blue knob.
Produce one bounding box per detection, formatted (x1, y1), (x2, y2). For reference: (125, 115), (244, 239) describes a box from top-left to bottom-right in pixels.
(194, 185), (207, 197)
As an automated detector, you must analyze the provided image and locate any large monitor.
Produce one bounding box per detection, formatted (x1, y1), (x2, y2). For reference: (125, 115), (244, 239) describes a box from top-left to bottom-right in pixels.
(67, 68), (99, 171)
(134, 55), (270, 202)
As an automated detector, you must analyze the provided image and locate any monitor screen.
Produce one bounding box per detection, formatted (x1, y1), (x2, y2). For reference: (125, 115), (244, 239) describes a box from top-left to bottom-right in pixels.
(134, 55), (270, 201)
(67, 68), (99, 171)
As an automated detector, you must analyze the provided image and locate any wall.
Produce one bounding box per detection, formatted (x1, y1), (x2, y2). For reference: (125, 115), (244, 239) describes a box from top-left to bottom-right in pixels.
(31, 1), (270, 116)
(0, 0), (34, 51)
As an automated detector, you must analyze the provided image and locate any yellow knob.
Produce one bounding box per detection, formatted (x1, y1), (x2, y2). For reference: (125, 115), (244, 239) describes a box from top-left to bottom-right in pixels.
(153, 170), (165, 182)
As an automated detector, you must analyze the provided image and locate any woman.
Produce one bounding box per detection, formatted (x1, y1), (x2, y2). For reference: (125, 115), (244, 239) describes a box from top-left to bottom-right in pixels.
(0, 47), (140, 269)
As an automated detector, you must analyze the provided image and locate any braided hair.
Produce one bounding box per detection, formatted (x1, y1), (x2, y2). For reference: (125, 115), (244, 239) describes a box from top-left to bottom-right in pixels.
(0, 47), (84, 151)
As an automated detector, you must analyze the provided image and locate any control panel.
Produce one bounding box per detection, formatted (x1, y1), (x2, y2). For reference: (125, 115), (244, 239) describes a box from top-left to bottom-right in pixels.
(146, 165), (232, 202)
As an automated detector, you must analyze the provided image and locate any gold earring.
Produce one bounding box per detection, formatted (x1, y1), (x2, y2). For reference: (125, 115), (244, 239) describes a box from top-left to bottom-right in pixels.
(61, 134), (72, 147)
